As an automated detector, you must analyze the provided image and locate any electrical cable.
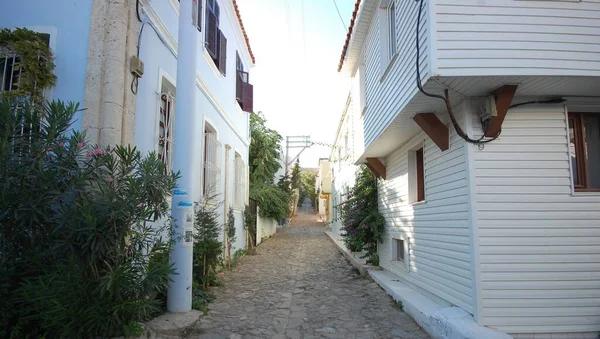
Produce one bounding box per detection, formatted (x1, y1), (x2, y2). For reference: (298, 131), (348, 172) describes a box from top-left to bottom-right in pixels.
(509, 97), (565, 109)
(136, 0), (142, 22)
(414, 0), (500, 147)
(332, 0), (348, 31)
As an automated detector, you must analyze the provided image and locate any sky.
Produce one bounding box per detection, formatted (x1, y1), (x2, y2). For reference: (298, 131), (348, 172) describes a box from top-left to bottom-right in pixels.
(236, 0), (356, 169)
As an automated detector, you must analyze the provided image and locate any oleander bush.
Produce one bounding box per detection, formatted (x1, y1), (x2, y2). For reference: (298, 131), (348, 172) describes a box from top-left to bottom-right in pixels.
(0, 98), (179, 338)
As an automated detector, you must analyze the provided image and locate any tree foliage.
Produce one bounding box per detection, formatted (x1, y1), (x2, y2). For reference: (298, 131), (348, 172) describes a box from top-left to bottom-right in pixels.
(0, 28), (56, 103)
(0, 99), (178, 338)
(299, 169), (317, 207)
(192, 199), (223, 290)
(291, 159), (301, 190)
(248, 112), (290, 220)
(225, 206), (236, 267)
(340, 165), (385, 265)
(249, 112), (282, 186)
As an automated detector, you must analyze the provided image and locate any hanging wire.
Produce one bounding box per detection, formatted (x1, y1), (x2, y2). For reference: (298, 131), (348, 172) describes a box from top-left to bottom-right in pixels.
(414, 0), (500, 148)
(332, 0), (348, 31)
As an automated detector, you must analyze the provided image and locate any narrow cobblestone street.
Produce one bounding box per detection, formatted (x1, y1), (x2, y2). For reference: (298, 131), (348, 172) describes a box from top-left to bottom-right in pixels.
(195, 210), (429, 339)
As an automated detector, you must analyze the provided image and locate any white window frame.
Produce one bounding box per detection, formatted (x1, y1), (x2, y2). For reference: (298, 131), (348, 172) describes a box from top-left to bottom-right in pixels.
(391, 236), (409, 272)
(234, 152), (246, 209)
(408, 141), (426, 205)
(377, 1), (398, 79)
(157, 72), (176, 173)
(203, 122), (222, 201)
(387, 0), (397, 59)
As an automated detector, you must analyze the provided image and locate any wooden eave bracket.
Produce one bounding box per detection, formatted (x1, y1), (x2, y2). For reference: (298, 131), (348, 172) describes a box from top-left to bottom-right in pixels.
(485, 85), (519, 137)
(366, 157), (386, 180)
(412, 113), (449, 151)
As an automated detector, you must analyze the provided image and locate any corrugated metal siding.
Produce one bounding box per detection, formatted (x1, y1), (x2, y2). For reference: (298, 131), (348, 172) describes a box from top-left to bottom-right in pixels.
(471, 103), (600, 334)
(378, 107), (474, 313)
(435, 0), (600, 77)
(363, 0), (430, 149)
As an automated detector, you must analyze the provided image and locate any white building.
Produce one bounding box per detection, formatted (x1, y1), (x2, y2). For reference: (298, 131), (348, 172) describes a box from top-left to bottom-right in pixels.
(1, 0), (254, 252)
(330, 76), (366, 234)
(338, 0), (600, 337)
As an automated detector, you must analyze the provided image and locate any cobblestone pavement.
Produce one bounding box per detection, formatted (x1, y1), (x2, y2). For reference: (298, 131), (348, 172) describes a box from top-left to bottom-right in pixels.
(195, 211), (429, 339)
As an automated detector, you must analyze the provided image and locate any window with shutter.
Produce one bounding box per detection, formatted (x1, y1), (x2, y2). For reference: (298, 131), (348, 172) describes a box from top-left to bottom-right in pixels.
(218, 30), (227, 75)
(205, 11), (218, 58)
(236, 67), (253, 113)
(234, 153), (246, 208)
(203, 126), (222, 200)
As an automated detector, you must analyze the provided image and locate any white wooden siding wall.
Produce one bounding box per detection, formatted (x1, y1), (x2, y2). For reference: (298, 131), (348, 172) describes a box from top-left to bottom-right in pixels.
(435, 0), (600, 77)
(363, 0), (430, 148)
(378, 105), (474, 313)
(470, 102), (600, 334)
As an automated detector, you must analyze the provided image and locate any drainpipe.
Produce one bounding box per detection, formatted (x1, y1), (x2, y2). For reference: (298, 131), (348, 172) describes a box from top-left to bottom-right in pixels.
(167, 0), (198, 313)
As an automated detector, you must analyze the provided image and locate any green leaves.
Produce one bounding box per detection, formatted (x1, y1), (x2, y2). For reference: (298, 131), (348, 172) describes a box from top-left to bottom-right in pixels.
(249, 112), (283, 186)
(0, 28), (56, 103)
(0, 98), (177, 338)
(340, 165), (385, 265)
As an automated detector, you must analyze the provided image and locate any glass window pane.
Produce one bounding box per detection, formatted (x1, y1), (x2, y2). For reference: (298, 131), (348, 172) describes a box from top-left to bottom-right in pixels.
(569, 118), (579, 186)
(584, 115), (600, 188)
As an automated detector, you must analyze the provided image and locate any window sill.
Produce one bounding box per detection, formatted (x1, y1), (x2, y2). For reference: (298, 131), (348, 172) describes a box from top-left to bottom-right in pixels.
(203, 48), (223, 79)
(379, 52), (398, 83)
(572, 191), (600, 197)
(409, 200), (427, 207)
(390, 260), (408, 273)
(360, 105), (367, 118)
(168, 0), (180, 15)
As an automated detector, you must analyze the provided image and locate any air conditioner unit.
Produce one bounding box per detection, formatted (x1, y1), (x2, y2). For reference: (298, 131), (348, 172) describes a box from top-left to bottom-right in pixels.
(130, 56), (144, 78)
(479, 95), (497, 122)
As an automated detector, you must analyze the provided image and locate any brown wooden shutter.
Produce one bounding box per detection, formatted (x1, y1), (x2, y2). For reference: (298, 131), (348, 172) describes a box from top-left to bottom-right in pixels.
(236, 72), (243, 103)
(218, 30), (227, 75)
(206, 8), (218, 58)
(242, 82), (253, 113)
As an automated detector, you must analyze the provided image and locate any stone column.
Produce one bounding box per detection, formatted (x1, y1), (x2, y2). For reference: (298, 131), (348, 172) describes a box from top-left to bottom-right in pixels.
(83, 0), (139, 146)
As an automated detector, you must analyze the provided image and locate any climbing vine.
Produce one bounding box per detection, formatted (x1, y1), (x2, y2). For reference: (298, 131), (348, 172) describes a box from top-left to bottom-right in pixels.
(0, 28), (56, 102)
(339, 165), (386, 265)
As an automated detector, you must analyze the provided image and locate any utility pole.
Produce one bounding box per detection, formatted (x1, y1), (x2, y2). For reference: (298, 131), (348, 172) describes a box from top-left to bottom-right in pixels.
(168, 0), (198, 313)
(284, 135), (312, 175)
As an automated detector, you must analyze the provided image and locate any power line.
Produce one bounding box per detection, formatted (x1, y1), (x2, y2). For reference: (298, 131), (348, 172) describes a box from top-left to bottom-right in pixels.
(332, 0), (348, 31)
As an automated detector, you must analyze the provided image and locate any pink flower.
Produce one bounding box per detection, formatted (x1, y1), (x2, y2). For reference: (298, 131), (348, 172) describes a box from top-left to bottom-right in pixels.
(137, 202), (144, 208)
(59, 142), (65, 148)
(105, 177), (113, 183)
(47, 147), (53, 152)
(77, 142), (83, 149)
(87, 148), (108, 157)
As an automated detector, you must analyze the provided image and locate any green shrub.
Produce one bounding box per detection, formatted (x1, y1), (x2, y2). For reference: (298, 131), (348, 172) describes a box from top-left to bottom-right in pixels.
(250, 183), (290, 221)
(225, 206), (236, 267)
(0, 99), (179, 338)
(340, 166), (386, 265)
(192, 200), (223, 289)
(123, 322), (145, 338)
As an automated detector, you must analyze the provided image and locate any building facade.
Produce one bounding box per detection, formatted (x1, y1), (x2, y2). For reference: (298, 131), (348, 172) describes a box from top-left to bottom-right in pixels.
(1, 0), (254, 252)
(338, 0), (600, 337)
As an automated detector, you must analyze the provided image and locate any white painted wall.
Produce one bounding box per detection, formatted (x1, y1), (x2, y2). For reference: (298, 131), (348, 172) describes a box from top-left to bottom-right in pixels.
(378, 103), (474, 315)
(468, 99), (600, 335)
(256, 207), (277, 245)
(362, 0), (430, 149)
(135, 0), (251, 251)
(434, 0), (600, 77)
